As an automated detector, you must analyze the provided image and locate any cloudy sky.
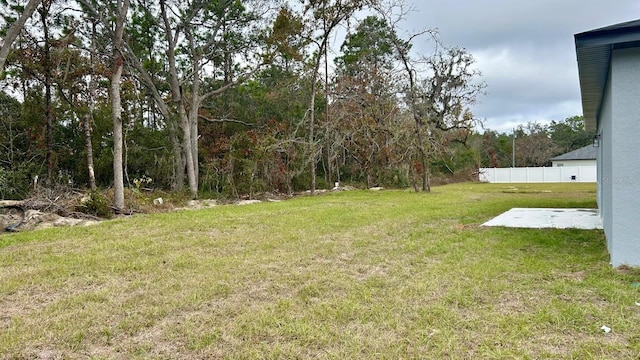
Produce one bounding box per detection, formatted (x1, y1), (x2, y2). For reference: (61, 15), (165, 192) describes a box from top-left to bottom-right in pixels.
(396, 0), (640, 133)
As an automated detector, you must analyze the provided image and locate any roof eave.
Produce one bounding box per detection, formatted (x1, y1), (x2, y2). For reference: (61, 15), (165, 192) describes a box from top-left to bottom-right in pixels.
(575, 20), (640, 132)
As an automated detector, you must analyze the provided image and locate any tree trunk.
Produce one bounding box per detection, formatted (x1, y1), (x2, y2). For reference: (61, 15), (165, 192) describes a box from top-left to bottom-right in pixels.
(308, 13), (325, 196)
(188, 57), (202, 195)
(168, 118), (184, 190)
(160, 0), (196, 199)
(324, 44), (331, 188)
(309, 80), (317, 195)
(84, 113), (96, 191)
(0, 0), (42, 74)
(111, 0), (129, 212)
(39, 3), (54, 185)
(111, 66), (124, 211)
(179, 107), (198, 199)
(416, 132), (431, 193)
(189, 103), (199, 193)
(421, 157), (430, 192)
(411, 159), (419, 192)
(85, 20), (98, 191)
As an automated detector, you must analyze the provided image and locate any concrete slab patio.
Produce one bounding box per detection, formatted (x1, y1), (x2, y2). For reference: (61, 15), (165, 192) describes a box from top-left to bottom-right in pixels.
(482, 208), (603, 230)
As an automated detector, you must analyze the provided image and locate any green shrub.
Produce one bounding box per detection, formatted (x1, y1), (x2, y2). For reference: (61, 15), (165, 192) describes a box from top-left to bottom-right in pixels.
(377, 168), (410, 189)
(291, 173), (329, 192)
(0, 165), (33, 200)
(79, 191), (113, 219)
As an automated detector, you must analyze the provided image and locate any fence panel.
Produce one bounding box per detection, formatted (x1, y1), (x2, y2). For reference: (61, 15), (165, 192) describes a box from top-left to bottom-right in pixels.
(479, 166), (596, 183)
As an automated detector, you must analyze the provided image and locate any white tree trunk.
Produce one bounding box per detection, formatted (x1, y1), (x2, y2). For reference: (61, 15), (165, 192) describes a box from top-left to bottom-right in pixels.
(85, 21), (98, 191)
(160, 0), (198, 198)
(179, 107), (198, 199)
(189, 59), (200, 189)
(189, 99), (199, 190)
(187, 53), (201, 197)
(111, 0), (129, 211)
(111, 64), (124, 210)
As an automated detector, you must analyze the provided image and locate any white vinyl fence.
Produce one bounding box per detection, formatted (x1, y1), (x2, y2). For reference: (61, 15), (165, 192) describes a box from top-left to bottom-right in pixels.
(479, 166), (596, 183)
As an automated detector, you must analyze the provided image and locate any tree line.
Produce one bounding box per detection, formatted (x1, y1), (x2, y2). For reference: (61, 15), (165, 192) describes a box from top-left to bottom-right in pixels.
(0, 0), (591, 208)
(475, 116), (595, 170)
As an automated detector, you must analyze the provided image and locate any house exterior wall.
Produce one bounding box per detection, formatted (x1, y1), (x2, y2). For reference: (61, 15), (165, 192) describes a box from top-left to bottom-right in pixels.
(603, 47), (640, 266)
(551, 159), (596, 167)
(599, 59), (613, 252)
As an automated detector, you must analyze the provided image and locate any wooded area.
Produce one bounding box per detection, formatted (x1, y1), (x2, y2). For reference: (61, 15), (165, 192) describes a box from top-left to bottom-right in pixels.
(0, 0), (594, 210)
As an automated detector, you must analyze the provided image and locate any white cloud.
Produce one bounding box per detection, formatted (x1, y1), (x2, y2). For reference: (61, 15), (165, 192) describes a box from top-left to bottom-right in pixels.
(471, 45), (582, 130)
(398, 0), (640, 131)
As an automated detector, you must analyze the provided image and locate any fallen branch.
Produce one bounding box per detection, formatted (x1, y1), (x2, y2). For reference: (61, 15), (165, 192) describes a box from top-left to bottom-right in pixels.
(1, 199), (103, 232)
(1, 199), (69, 216)
(0, 200), (24, 208)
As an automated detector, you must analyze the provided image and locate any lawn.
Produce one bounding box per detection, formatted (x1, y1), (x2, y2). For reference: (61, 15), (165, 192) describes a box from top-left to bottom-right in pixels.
(1, 182), (640, 359)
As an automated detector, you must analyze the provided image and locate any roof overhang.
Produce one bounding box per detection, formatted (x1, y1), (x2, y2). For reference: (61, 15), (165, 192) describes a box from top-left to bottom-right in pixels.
(575, 19), (640, 132)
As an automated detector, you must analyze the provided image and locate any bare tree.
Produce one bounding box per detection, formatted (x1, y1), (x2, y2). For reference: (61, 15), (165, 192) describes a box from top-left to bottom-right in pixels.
(514, 122), (561, 167)
(396, 46), (484, 191)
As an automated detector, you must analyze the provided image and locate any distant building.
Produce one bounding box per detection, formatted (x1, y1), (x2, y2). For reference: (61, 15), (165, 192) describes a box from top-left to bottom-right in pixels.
(575, 19), (640, 266)
(550, 145), (597, 167)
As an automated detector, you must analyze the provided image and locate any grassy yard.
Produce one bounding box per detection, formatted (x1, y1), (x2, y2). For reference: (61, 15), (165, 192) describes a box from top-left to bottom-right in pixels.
(1, 182), (640, 359)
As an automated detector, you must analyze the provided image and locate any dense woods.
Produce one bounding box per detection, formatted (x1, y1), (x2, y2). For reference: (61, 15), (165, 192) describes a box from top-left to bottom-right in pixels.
(0, 0), (593, 204)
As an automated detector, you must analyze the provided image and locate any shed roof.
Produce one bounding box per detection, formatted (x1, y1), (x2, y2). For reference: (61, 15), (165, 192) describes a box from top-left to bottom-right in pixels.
(575, 19), (640, 131)
(550, 145), (596, 161)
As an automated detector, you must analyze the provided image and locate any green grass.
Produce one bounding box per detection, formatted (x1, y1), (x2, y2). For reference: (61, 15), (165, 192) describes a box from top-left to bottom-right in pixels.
(2, 182), (640, 359)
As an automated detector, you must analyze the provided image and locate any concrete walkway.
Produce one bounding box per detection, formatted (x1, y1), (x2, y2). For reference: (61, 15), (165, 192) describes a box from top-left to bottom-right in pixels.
(481, 208), (602, 230)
